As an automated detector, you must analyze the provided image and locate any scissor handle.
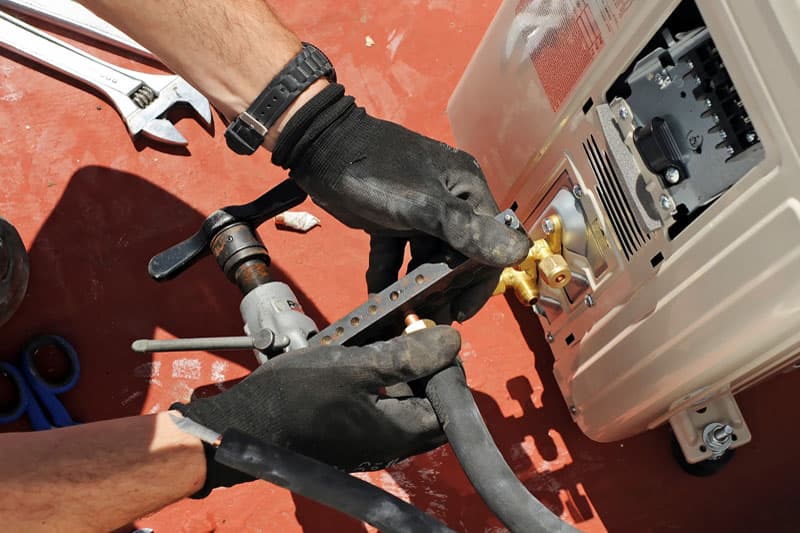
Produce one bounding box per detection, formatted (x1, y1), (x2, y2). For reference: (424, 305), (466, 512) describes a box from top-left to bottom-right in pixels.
(0, 361), (51, 430)
(20, 335), (80, 428)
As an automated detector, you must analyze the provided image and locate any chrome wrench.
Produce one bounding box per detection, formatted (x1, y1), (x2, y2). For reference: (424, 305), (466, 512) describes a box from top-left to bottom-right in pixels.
(0, 0), (154, 60)
(0, 10), (212, 145)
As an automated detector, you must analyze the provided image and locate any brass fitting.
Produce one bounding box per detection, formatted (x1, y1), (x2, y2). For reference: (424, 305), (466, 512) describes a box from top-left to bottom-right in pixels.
(493, 267), (539, 305)
(525, 239), (571, 288)
(494, 214), (572, 305)
(403, 313), (436, 334)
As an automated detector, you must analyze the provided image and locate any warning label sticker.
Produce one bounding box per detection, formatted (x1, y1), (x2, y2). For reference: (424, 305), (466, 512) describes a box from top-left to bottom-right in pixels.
(516, 0), (632, 112)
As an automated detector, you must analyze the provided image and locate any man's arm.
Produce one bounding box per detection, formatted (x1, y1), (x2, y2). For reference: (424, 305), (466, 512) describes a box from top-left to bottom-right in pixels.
(0, 411), (204, 532)
(0, 329), (459, 530)
(75, 0), (327, 149)
(77, 0), (531, 293)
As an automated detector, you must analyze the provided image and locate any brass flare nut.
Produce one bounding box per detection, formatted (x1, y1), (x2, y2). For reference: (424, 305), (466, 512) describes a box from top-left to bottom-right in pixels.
(403, 313), (436, 335)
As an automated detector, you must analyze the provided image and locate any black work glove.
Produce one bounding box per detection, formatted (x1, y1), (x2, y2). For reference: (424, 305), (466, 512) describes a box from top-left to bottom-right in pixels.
(272, 84), (531, 322)
(173, 326), (460, 496)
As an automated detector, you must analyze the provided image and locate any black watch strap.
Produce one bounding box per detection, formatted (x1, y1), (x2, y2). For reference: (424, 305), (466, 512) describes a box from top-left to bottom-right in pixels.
(225, 43), (336, 155)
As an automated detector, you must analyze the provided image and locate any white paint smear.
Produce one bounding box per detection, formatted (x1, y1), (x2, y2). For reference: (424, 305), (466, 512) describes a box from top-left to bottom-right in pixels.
(211, 360), (228, 382)
(121, 391), (143, 406)
(171, 359), (202, 380)
(0, 91), (23, 102)
(172, 381), (195, 402)
(134, 361), (161, 378)
(460, 341), (477, 360)
(386, 29), (405, 61)
(211, 360), (229, 391)
(378, 472), (411, 502)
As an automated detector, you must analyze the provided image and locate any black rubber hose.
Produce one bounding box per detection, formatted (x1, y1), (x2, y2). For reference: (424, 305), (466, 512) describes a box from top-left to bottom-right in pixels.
(214, 428), (454, 533)
(425, 365), (580, 533)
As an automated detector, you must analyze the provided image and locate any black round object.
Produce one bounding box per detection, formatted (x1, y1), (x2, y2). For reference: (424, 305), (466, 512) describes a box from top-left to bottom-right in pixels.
(0, 217), (29, 327)
(672, 434), (735, 477)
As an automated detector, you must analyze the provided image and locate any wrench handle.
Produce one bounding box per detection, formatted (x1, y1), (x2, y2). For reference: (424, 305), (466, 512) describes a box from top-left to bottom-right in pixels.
(0, 0), (155, 60)
(0, 10), (142, 96)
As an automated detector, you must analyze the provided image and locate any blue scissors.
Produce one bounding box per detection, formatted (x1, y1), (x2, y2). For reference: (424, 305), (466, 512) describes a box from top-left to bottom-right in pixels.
(0, 335), (80, 430)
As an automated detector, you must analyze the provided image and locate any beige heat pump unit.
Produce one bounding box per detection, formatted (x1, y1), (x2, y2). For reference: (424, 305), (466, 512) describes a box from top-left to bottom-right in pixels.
(448, 0), (800, 472)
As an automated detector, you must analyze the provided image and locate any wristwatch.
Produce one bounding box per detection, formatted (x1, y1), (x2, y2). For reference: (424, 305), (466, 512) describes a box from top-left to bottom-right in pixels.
(225, 43), (336, 155)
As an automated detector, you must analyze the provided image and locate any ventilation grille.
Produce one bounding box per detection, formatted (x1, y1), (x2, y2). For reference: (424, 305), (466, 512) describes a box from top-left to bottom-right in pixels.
(582, 135), (650, 261)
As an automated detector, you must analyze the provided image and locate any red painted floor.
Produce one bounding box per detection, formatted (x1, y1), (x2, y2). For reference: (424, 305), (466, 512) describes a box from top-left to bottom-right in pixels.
(1, 1), (798, 532)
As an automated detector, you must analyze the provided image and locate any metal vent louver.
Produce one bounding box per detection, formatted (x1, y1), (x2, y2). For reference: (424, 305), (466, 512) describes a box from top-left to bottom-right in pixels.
(582, 135), (650, 260)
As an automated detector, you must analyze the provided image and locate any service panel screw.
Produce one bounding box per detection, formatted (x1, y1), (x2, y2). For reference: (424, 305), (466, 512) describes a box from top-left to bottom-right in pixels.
(660, 195), (674, 210)
(572, 185), (583, 199)
(541, 218), (555, 235)
(584, 294), (595, 307)
(664, 167), (680, 184)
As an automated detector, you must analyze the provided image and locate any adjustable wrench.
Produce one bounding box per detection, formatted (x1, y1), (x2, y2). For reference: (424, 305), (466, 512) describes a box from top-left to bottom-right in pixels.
(0, 10), (212, 145)
(0, 0), (154, 60)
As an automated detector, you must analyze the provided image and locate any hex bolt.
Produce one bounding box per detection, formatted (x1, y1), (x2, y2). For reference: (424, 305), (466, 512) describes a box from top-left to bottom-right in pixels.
(541, 218), (555, 235)
(584, 294), (595, 307)
(713, 425), (734, 441)
(503, 213), (513, 226)
(660, 195), (674, 210)
(572, 185), (584, 199)
(703, 422), (735, 459)
(664, 167), (680, 184)
(618, 107), (629, 120)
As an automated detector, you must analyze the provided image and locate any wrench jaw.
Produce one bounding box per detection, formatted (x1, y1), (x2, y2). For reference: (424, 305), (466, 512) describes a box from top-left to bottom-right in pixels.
(98, 88), (186, 146)
(127, 69), (213, 126)
(172, 79), (213, 127)
(127, 73), (214, 145)
(140, 117), (189, 146)
(105, 68), (213, 145)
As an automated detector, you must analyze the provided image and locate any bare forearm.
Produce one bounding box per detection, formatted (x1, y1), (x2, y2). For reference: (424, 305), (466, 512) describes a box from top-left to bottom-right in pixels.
(75, 0), (327, 148)
(0, 411), (205, 532)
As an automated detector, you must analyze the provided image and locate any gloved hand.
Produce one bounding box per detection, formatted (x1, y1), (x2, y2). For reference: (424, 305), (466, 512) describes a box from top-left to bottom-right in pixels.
(272, 83), (531, 322)
(173, 326), (460, 496)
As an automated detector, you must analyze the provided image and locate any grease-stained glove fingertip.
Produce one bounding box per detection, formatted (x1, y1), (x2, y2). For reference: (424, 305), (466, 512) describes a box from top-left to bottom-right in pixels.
(460, 215), (532, 267)
(493, 220), (532, 266)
